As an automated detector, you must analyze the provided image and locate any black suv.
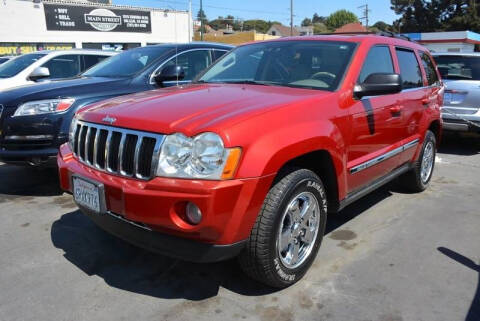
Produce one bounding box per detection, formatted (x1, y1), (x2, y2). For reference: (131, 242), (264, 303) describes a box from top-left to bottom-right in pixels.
(0, 42), (232, 165)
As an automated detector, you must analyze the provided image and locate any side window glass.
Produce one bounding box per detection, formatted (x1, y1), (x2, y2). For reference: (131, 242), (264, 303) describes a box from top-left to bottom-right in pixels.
(83, 55), (109, 71)
(395, 48), (423, 89)
(41, 55), (81, 79)
(420, 52), (440, 86)
(358, 46), (394, 83)
(161, 50), (212, 81)
(212, 50), (228, 61)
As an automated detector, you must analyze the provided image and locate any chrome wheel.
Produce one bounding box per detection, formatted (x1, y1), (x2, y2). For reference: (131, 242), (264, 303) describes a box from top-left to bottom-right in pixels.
(421, 141), (434, 183)
(277, 192), (320, 269)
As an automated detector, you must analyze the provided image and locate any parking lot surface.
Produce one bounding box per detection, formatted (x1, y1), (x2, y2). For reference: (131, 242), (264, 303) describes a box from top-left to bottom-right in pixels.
(0, 134), (479, 321)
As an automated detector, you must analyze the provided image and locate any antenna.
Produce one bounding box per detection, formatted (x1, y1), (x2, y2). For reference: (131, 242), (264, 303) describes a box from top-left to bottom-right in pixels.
(358, 3), (370, 28)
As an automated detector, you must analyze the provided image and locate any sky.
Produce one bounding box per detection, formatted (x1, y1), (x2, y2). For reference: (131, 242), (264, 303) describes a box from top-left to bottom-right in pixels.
(113, 0), (400, 26)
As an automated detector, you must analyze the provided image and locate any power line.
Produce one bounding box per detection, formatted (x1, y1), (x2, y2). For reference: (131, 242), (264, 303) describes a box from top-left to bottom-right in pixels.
(358, 3), (371, 28)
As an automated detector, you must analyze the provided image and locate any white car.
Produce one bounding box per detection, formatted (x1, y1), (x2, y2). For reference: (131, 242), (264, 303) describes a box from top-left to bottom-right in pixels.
(0, 50), (116, 91)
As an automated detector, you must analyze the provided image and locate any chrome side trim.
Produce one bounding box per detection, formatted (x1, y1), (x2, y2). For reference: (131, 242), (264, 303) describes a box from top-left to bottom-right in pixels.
(350, 139), (420, 174)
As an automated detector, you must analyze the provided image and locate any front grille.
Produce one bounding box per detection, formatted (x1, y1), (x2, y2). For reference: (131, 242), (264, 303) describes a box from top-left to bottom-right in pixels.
(72, 120), (164, 180)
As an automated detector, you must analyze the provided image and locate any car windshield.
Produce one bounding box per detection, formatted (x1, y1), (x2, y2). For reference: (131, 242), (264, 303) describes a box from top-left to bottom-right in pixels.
(198, 41), (357, 91)
(434, 55), (480, 80)
(83, 46), (173, 78)
(0, 53), (47, 78)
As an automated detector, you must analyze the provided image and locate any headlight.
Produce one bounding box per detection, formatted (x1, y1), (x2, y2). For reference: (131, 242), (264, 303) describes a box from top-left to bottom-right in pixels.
(157, 132), (241, 180)
(14, 98), (75, 116)
(68, 116), (78, 151)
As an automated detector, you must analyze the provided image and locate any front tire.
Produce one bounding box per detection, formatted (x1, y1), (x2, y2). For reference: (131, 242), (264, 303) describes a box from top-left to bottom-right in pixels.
(399, 130), (436, 192)
(238, 168), (327, 288)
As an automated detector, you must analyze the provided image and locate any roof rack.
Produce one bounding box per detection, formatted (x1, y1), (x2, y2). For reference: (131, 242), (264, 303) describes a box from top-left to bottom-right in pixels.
(320, 31), (413, 42)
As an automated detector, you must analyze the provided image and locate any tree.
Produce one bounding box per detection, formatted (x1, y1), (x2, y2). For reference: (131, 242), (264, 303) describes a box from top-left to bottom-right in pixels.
(313, 23), (329, 34)
(242, 20), (272, 33)
(325, 10), (359, 30)
(372, 21), (393, 32)
(302, 18), (313, 27)
(312, 13), (327, 24)
(197, 8), (207, 22)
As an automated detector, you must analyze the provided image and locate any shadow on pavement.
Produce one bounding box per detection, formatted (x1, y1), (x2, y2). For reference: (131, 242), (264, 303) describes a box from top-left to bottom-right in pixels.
(437, 247), (480, 321)
(438, 132), (480, 156)
(0, 163), (63, 196)
(51, 183), (398, 300)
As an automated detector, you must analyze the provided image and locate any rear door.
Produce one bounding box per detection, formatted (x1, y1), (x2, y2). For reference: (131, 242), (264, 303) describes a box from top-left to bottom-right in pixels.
(347, 45), (405, 192)
(393, 48), (428, 163)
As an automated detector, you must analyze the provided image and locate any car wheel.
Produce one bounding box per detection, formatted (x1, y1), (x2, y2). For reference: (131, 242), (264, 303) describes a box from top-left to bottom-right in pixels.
(399, 130), (436, 192)
(238, 168), (327, 288)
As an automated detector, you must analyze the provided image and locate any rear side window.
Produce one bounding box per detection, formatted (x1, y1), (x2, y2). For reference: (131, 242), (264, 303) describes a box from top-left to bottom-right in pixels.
(41, 55), (81, 79)
(212, 50), (228, 61)
(83, 55), (110, 70)
(395, 49), (423, 89)
(358, 46), (394, 83)
(420, 52), (440, 86)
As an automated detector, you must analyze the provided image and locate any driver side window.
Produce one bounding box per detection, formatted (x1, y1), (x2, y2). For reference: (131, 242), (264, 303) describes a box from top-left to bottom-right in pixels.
(358, 46), (394, 83)
(160, 50), (212, 81)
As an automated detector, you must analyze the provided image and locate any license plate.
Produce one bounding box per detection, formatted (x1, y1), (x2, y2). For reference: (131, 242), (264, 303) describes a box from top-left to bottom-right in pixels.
(73, 176), (104, 214)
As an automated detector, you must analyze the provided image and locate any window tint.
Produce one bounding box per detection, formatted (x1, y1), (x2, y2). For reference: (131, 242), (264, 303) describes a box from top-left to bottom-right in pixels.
(83, 55), (109, 70)
(434, 55), (480, 81)
(161, 50), (212, 81)
(42, 55), (81, 79)
(420, 52), (440, 86)
(358, 46), (394, 83)
(396, 49), (423, 89)
(0, 53), (47, 78)
(212, 50), (228, 61)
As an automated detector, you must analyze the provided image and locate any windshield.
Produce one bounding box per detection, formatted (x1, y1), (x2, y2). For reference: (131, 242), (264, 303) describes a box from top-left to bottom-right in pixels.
(434, 55), (480, 80)
(83, 46), (173, 78)
(198, 41), (357, 91)
(0, 53), (47, 78)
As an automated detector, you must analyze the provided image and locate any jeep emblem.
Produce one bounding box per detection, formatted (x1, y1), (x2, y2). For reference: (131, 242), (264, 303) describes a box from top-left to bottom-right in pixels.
(102, 116), (117, 125)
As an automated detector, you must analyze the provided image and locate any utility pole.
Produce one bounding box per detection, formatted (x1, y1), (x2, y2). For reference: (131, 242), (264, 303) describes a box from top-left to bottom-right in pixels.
(188, 0), (192, 42)
(200, 0), (204, 41)
(290, 0), (294, 36)
(358, 3), (370, 28)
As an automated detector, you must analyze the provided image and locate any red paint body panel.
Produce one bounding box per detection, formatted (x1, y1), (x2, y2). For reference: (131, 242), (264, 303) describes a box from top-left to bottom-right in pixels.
(58, 35), (442, 247)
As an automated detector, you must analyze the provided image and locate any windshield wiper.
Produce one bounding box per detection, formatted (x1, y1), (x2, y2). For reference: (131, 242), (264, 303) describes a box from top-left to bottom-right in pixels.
(219, 80), (275, 86)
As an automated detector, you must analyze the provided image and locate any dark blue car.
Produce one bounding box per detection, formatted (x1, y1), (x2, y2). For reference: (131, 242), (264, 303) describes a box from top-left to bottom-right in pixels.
(0, 42), (232, 165)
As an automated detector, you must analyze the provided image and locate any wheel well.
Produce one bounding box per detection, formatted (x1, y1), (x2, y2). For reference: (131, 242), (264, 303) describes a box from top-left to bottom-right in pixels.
(429, 120), (441, 143)
(279, 150), (339, 212)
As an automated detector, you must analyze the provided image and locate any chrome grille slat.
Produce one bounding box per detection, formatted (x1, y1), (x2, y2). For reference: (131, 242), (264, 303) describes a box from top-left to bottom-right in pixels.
(72, 120), (165, 181)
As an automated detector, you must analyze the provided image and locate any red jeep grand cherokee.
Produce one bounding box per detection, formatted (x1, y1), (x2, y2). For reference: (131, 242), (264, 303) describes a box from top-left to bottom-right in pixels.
(58, 35), (443, 288)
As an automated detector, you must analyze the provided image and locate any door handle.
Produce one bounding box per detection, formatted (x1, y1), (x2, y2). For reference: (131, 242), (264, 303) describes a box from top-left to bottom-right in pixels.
(389, 105), (403, 114)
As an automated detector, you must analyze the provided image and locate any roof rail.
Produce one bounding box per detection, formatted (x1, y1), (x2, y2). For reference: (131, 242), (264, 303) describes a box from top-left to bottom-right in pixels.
(320, 31), (413, 42)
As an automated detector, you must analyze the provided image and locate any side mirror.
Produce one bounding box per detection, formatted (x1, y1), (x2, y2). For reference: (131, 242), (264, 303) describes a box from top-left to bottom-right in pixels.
(354, 73), (403, 99)
(153, 65), (185, 87)
(29, 67), (50, 81)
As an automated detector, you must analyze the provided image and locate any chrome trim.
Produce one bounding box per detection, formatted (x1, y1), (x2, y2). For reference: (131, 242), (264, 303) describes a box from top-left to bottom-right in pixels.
(350, 139), (420, 174)
(0, 104), (4, 119)
(72, 120), (165, 181)
(4, 134), (54, 141)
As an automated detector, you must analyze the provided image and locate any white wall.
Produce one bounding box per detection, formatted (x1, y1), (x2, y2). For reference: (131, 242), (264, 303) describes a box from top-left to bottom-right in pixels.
(423, 42), (475, 53)
(0, 0), (190, 50)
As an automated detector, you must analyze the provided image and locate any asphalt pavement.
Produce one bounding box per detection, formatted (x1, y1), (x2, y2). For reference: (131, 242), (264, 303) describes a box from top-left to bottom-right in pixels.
(0, 133), (479, 321)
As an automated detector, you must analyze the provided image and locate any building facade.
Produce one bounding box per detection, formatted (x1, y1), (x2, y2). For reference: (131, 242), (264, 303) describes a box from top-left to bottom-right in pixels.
(0, 0), (191, 56)
(405, 31), (480, 53)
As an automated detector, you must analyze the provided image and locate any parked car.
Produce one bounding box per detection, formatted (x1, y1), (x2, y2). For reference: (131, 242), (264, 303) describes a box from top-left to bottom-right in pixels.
(0, 50), (116, 91)
(58, 35), (442, 288)
(0, 56), (12, 65)
(0, 42), (233, 165)
(433, 52), (480, 132)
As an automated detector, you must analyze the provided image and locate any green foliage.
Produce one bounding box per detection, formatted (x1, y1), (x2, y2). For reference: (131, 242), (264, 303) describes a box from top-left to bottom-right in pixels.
(391, 0), (480, 33)
(372, 21), (393, 32)
(242, 20), (274, 34)
(209, 15), (242, 31)
(302, 18), (313, 27)
(325, 10), (359, 30)
(313, 23), (329, 34)
(312, 13), (327, 24)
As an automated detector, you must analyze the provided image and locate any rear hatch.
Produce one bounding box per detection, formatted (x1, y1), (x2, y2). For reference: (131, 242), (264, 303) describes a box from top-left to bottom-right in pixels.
(435, 54), (480, 116)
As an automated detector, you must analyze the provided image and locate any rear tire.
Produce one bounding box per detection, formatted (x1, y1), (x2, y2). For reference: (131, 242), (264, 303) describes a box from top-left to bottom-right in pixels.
(399, 130), (436, 192)
(238, 168), (327, 288)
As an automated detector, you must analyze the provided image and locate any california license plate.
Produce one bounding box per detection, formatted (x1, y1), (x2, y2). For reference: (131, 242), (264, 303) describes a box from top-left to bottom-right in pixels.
(73, 176), (104, 214)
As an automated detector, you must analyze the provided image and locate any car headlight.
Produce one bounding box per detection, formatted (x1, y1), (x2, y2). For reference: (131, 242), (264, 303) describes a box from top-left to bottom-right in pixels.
(157, 132), (242, 180)
(14, 98), (75, 116)
(68, 116), (78, 151)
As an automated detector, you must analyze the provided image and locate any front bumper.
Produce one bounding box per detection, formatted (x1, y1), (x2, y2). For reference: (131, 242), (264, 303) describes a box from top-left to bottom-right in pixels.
(58, 144), (274, 262)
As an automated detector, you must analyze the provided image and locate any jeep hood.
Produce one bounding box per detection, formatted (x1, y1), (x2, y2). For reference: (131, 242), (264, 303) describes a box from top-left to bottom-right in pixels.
(79, 83), (333, 135)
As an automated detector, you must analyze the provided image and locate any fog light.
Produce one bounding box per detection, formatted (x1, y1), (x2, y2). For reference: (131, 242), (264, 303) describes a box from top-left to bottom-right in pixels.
(186, 202), (202, 225)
